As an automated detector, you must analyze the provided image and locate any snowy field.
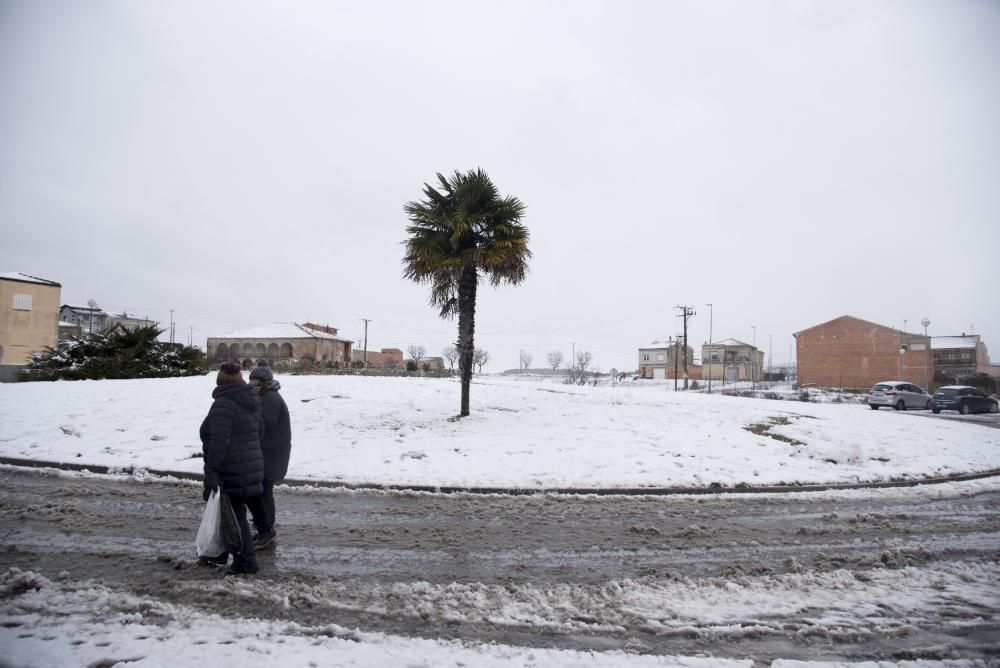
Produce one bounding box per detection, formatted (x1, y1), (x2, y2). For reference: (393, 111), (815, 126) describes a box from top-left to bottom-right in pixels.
(3, 375), (999, 667)
(1, 374), (998, 488)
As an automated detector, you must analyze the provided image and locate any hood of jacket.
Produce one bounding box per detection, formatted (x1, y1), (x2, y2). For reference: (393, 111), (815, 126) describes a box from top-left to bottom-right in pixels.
(214, 382), (258, 411)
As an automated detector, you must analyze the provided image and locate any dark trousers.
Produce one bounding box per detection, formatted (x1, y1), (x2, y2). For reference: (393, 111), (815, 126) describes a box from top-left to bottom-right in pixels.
(247, 478), (275, 534)
(225, 492), (257, 571)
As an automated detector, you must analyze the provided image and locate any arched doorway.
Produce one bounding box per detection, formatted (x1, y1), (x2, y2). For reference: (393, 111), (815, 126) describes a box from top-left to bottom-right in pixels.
(229, 343), (240, 360)
(280, 343), (293, 359)
(216, 344), (228, 361)
(255, 343), (266, 357)
(267, 343), (279, 358)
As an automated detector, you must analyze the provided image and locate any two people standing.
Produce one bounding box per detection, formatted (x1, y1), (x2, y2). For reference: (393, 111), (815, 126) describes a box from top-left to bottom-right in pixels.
(199, 359), (291, 575)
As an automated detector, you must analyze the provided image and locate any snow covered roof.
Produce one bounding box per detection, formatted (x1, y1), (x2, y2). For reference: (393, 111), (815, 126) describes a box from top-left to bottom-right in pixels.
(61, 304), (108, 314)
(0, 272), (61, 286)
(710, 338), (753, 347)
(58, 321), (79, 327)
(931, 336), (979, 350)
(212, 323), (353, 343)
(640, 340), (692, 349)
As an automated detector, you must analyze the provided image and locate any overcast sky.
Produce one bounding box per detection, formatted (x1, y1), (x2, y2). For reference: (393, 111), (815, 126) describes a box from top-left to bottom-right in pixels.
(2, 0), (998, 373)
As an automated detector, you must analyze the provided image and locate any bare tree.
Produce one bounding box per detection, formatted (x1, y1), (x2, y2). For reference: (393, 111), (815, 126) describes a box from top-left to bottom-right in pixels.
(519, 350), (533, 372)
(546, 350), (564, 371)
(442, 345), (458, 371)
(407, 345), (426, 364)
(567, 350), (593, 385)
(472, 348), (490, 374)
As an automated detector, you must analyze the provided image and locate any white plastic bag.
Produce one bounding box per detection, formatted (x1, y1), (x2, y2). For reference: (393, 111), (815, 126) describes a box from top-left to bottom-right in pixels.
(196, 490), (225, 557)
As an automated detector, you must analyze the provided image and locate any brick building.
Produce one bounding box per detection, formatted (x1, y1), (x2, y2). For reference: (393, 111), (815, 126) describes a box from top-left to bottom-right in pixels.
(351, 347), (404, 368)
(794, 315), (932, 390)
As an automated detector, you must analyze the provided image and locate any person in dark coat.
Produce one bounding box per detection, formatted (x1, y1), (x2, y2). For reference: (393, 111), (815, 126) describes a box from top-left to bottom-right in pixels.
(246, 359), (291, 550)
(199, 362), (264, 575)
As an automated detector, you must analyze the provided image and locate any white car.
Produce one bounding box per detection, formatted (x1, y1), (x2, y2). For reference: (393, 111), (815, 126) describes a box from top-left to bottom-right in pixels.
(868, 381), (931, 411)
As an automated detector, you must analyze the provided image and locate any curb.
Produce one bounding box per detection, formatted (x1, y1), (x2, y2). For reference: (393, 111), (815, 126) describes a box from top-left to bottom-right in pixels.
(2, 456), (999, 496)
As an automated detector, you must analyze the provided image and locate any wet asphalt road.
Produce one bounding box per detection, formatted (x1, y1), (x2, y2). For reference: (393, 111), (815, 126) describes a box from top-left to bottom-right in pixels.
(1, 466), (998, 664)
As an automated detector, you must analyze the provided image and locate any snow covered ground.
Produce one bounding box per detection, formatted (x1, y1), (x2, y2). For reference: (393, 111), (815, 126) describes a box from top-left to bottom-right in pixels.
(3, 374), (998, 667)
(4, 558), (997, 668)
(1, 374), (997, 489)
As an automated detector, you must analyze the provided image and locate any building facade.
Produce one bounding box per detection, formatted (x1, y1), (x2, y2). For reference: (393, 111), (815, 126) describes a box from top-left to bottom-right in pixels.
(351, 347), (404, 368)
(206, 323), (353, 367)
(931, 335), (991, 382)
(637, 340), (699, 380)
(794, 315), (932, 389)
(700, 339), (765, 382)
(0, 273), (62, 367)
(59, 304), (110, 334)
(109, 313), (159, 332)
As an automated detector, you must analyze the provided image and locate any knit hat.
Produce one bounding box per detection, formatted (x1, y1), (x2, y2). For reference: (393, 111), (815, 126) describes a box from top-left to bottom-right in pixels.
(216, 362), (244, 385)
(249, 358), (273, 383)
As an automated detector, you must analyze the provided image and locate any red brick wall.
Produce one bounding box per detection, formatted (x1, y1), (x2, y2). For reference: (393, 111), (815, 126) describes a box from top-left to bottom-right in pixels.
(796, 317), (932, 389)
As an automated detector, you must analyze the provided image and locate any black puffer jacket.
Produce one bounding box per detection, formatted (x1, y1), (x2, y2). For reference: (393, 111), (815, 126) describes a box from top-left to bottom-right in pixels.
(200, 383), (264, 499)
(260, 388), (291, 481)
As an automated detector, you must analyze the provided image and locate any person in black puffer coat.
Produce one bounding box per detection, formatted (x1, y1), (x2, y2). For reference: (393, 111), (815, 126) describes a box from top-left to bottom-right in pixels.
(199, 362), (264, 575)
(246, 359), (291, 551)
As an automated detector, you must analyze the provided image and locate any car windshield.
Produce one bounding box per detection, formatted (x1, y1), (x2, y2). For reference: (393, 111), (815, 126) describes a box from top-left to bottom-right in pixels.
(872, 384), (893, 392)
(936, 388), (960, 397)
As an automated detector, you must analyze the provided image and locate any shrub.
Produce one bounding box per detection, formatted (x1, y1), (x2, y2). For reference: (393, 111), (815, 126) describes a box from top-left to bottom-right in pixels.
(406, 360), (418, 372)
(690, 380), (700, 390)
(19, 325), (206, 381)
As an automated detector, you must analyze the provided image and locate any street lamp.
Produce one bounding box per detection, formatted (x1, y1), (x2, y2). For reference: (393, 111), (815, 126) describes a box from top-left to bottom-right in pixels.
(705, 303), (713, 394)
(751, 325), (756, 391)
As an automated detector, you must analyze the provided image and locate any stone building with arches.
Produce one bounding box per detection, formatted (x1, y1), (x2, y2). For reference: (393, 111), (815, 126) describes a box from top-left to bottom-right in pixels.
(206, 323), (352, 368)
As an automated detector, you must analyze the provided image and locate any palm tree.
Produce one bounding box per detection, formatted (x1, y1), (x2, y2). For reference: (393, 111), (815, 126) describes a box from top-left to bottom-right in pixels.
(403, 169), (531, 417)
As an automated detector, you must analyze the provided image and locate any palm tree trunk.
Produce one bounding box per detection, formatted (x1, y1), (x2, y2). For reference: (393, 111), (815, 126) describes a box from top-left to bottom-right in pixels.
(457, 264), (478, 417)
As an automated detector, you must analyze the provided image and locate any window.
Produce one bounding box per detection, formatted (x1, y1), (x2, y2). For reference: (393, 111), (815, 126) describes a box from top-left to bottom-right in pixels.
(642, 353), (650, 361)
(12, 294), (32, 310)
(656, 353), (665, 361)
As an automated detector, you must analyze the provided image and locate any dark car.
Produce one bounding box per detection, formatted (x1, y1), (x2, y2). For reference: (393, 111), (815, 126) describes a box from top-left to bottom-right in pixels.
(930, 386), (1000, 415)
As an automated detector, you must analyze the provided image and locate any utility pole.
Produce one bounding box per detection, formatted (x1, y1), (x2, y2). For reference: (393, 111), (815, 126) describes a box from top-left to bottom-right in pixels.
(768, 333), (772, 384)
(169, 309), (175, 345)
(672, 336), (678, 391)
(361, 319), (370, 367)
(675, 305), (696, 390)
(751, 325), (756, 391)
(705, 303), (713, 394)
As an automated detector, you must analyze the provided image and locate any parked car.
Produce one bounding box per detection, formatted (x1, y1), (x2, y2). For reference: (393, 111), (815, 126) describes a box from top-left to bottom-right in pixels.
(867, 381), (931, 410)
(930, 386), (1000, 415)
